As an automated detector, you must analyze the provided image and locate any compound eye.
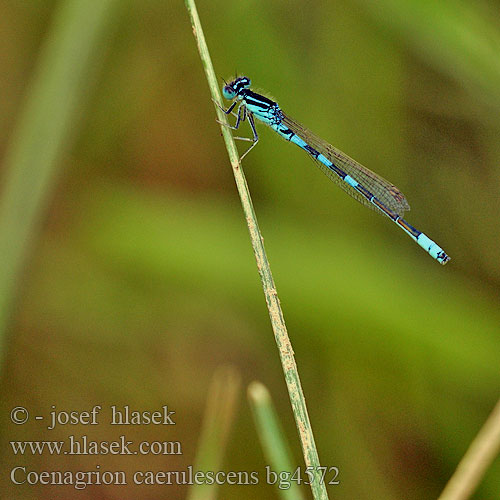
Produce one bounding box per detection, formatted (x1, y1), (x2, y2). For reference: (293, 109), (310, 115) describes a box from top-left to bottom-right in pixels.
(222, 85), (235, 99)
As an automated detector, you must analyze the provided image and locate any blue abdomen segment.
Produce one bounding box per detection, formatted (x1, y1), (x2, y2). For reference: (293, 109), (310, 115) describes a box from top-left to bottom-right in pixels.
(344, 175), (358, 188)
(415, 233), (450, 264)
(395, 218), (450, 264)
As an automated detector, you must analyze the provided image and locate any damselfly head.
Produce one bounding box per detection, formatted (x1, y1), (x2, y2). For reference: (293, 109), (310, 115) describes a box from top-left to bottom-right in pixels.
(222, 76), (251, 100)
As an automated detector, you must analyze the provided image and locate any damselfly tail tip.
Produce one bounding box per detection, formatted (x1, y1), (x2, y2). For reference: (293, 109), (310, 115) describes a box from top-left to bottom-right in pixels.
(438, 252), (451, 265)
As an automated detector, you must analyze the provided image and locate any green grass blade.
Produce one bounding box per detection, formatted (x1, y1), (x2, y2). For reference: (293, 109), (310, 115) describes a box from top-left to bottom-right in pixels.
(0, 0), (119, 364)
(187, 366), (241, 500)
(184, 1), (329, 498)
(438, 397), (500, 500)
(248, 381), (307, 500)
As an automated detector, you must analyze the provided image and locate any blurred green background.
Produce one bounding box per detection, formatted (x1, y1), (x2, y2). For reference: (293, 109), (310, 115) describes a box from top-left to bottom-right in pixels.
(0, 0), (499, 499)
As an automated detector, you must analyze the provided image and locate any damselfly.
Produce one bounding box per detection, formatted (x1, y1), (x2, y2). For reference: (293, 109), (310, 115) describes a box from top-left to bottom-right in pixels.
(217, 76), (450, 265)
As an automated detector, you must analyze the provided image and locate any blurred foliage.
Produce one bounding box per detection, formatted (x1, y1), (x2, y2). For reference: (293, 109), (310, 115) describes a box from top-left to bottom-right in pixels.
(0, 0), (499, 499)
(0, 0), (119, 357)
